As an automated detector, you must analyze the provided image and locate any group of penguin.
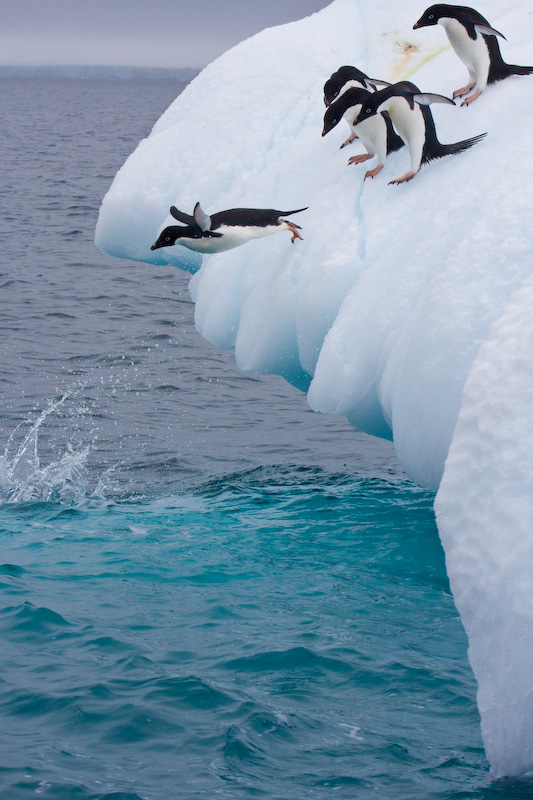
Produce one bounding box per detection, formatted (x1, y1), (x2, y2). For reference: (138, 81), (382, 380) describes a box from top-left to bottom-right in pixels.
(151, 3), (532, 255)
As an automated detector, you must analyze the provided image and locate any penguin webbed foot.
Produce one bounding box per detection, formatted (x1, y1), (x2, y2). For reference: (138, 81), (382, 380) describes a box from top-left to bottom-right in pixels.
(461, 89), (482, 106)
(285, 222), (303, 243)
(452, 83), (476, 99)
(388, 171), (417, 185)
(339, 132), (359, 149)
(347, 153), (373, 166)
(364, 164), (384, 181)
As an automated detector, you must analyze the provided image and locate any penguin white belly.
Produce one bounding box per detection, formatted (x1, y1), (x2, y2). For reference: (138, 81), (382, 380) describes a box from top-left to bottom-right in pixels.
(352, 114), (387, 162)
(178, 224), (279, 254)
(385, 97), (426, 173)
(440, 18), (490, 88)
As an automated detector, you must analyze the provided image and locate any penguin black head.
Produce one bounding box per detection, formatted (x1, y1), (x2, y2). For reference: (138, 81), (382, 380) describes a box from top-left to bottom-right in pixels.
(414, 4), (481, 29)
(322, 106), (342, 136)
(323, 66), (370, 106)
(322, 87), (372, 136)
(351, 95), (381, 126)
(151, 226), (190, 250)
(414, 4), (443, 28)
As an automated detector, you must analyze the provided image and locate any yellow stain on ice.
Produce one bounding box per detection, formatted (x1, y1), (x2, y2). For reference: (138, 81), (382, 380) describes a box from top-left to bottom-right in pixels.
(384, 38), (450, 82)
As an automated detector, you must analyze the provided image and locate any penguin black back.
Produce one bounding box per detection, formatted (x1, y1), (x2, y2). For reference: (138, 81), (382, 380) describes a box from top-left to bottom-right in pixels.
(208, 207), (308, 230)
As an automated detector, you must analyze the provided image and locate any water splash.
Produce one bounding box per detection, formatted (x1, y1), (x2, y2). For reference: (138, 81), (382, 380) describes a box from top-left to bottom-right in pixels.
(0, 394), (92, 505)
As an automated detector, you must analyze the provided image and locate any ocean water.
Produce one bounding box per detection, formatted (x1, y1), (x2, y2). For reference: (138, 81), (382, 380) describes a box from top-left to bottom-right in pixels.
(0, 72), (527, 800)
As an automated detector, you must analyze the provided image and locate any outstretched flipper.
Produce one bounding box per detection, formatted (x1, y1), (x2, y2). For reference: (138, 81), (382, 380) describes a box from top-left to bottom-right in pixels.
(193, 202), (212, 232)
(475, 23), (506, 39)
(414, 92), (456, 106)
(170, 202), (222, 237)
(169, 205), (195, 225)
(367, 78), (392, 90)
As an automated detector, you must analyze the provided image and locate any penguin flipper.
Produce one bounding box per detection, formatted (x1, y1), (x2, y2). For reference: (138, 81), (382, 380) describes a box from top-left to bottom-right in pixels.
(475, 23), (506, 40)
(170, 206), (195, 225)
(193, 202), (212, 232)
(367, 78), (392, 90)
(414, 92), (456, 106)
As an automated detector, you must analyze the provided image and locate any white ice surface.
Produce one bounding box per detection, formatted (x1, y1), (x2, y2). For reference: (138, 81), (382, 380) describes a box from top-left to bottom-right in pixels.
(95, 0), (533, 777)
(435, 272), (533, 778)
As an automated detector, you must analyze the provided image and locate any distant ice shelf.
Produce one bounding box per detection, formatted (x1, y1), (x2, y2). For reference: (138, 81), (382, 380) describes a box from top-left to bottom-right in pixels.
(95, 0), (533, 778)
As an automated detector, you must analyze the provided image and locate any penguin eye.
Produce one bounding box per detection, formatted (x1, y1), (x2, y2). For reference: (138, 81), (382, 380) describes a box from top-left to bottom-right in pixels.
(365, 107), (372, 114)
(164, 236), (171, 242)
(428, 13), (434, 19)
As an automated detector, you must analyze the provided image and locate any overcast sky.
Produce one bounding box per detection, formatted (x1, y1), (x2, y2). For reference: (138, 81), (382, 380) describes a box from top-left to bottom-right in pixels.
(1, 0), (331, 69)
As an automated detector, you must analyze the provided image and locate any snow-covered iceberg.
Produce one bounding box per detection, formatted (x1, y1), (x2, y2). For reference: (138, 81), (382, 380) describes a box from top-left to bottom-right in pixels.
(95, 0), (533, 778)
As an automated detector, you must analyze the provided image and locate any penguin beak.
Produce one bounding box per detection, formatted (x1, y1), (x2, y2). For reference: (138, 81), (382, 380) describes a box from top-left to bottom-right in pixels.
(413, 20), (422, 29)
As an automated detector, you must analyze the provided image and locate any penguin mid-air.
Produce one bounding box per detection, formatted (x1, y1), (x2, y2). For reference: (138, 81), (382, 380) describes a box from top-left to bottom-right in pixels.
(351, 81), (486, 183)
(413, 4), (533, 105)
(150, 202), (308, 253)
(322, 87), (404, 180)
(323, 66), (391, 147)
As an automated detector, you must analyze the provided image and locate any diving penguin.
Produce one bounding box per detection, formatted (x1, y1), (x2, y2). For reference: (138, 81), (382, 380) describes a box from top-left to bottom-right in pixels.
(413, 4), (533, 105)
(322, 87), (404, 181)
(151, 203), (307, 253)
(351, 81), (486, 183)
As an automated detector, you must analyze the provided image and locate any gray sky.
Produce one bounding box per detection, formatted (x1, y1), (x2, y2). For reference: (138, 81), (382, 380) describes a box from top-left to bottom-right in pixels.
(1, 0), (331, 69)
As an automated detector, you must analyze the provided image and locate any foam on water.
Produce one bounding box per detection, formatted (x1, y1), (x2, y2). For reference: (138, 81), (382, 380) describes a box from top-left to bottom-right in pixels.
(0, 390), (124, 507)
(0, 395), (90, 505)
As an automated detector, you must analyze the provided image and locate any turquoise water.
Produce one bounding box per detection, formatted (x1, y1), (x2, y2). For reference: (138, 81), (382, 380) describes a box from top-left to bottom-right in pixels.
(1, 472), (484, 799)
(0, 71), (530, 799)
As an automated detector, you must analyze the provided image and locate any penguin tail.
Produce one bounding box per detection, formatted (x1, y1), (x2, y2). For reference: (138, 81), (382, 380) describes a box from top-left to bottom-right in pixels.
(425, 132), (487, 163)
(278, 207), (309, 217)
(508, 64), (533, 77)
(488, 62), (533, 83)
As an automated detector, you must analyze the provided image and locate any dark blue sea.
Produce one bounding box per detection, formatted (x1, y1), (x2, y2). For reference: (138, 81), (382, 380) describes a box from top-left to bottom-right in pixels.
(0, 71), (527, 800)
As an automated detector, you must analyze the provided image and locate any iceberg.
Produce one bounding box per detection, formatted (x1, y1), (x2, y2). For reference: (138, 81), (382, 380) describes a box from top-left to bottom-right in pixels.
(95, 0), (533, 778)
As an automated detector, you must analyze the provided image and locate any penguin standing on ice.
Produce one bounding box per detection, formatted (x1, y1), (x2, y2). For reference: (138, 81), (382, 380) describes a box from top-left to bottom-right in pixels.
(351, 81), (486, 183)
(413, 4), (533, 105)
(151, 202), (307, 253)
(322, 87), (404, 181)
(323, 66), (391, 148)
